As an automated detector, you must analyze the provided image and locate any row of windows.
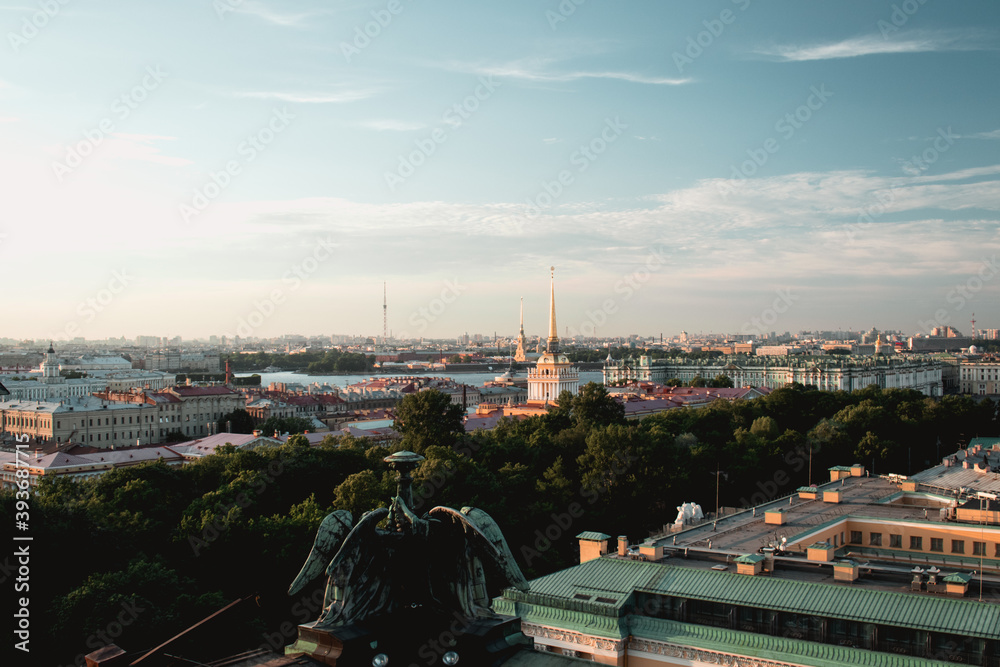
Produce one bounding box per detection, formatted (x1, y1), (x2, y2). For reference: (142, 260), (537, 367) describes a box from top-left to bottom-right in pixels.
(635, 593), (998, 665)
(849, 531), (996, 556)
(88, 431), (152, 442)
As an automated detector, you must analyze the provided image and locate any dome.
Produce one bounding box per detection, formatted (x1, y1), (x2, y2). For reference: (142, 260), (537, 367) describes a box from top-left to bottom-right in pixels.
(969, 345), (979, 355)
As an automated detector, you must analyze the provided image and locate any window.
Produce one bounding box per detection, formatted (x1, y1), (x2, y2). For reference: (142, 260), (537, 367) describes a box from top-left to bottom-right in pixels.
(850, 531), (863, 544)
(952, 540), (965, 554)
(869, 533), (882, 547)
(890, 534), (902, 549)
(973, 542), (986, 556)
(910, 536), (923, 550)
(931, 538), (943, 552)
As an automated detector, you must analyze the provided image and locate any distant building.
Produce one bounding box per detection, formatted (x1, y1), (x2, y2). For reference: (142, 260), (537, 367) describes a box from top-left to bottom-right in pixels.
(0, 396), (159, 447)
(527, 269), (579, 403)
(959, 361), (1000, 395)
(908, 336), (972, 352)
(514, 297), (529, 362)
(605, 355), (943, 396)
(495, 460), (1000, 665)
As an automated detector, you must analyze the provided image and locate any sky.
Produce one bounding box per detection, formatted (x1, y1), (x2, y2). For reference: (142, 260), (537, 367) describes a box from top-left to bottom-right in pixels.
(1, 0), (998, 342)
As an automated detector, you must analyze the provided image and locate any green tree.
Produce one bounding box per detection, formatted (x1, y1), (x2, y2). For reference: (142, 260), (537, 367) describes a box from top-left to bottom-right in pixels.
(560, 382), (626, 429)
(258, 416), (313, 437)
(393, 389), (465, 454)
(689, 375), (708, 388)
(710, 374), (734, 388)
(333, 470), (391, 516)
(217, 408), (256, 434)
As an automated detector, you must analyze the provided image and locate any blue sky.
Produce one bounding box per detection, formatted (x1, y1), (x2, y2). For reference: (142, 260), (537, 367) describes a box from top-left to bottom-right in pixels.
(2, 0), (998, 341)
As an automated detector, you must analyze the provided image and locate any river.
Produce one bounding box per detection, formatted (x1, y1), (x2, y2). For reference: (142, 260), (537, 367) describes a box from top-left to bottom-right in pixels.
(235, 369), (606, 389)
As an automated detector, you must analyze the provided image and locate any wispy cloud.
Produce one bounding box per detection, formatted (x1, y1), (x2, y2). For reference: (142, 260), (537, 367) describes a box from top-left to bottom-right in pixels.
(969, 129), (1000, 140)
(439, 57), (690, 86)
(479, 62), (690, 85)
(229, 1), (328, 27)
(104, 133), (192, 167)
(233, 88), (377, 104)
(0, 116), (19, 123)
(753, 31), (994, 62)
(357, 119), (425, 132)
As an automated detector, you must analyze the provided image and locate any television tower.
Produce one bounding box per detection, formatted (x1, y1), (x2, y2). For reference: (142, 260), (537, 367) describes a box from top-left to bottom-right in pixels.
(971, 312), (977, 340)
(383, 282), (388, 344)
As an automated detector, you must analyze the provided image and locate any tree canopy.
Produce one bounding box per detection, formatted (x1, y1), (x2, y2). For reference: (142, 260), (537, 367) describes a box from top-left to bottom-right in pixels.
(10, 382), (997, 666)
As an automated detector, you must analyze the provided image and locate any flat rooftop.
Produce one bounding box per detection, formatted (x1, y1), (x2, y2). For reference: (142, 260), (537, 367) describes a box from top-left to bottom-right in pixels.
(657, 475), (937, 553)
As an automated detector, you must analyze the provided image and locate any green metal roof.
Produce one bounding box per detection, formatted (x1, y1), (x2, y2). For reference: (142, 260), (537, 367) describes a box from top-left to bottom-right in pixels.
(629, 616), (965, 667)
(639, 564), (1000, 639)
(798, 486), (820, 493)
(942, 572), (972, 584)
(509, 557), (1000, 640)
(575, 531), (611, 541)
(968, 437), (1000, 449)
(808, 542), (836, 550)
(829, 465), (853, 471)
(735, 553), (767, 563)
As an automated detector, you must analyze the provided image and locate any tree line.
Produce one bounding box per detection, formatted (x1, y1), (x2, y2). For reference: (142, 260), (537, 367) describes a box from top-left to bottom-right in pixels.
(4, 382), (995, 665)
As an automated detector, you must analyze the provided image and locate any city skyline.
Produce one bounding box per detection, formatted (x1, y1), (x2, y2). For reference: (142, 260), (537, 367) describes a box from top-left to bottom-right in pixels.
(2, 1), (998, 340)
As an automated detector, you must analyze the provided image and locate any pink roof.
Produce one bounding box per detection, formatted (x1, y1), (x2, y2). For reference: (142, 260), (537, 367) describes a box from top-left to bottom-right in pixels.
(170, 386), (238, 397)
(146, 392), (181, 403)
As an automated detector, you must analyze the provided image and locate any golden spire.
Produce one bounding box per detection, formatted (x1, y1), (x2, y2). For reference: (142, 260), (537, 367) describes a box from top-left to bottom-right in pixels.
(547, 266), (559, 354)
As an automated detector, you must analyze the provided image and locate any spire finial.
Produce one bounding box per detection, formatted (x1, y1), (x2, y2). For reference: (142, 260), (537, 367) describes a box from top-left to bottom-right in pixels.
(547, 267), (559, 354)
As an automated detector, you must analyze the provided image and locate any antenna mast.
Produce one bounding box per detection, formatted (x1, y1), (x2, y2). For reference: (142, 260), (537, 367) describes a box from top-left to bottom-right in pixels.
(383, 282), (388, 344)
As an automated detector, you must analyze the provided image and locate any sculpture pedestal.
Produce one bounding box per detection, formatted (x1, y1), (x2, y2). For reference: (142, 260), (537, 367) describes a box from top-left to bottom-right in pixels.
(286, 609), (528, 666)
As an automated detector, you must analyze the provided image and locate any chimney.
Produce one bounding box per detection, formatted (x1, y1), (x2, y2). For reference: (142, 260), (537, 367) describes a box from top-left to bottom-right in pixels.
(617, 535), (628, 557)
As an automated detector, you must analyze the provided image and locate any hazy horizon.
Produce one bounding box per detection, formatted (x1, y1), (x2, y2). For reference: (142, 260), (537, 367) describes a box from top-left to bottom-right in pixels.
(3, 1), (998, 341)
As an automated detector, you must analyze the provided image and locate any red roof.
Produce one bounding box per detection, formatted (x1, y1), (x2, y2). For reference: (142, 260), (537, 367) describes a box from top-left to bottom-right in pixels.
(170, 386), (238, 397)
